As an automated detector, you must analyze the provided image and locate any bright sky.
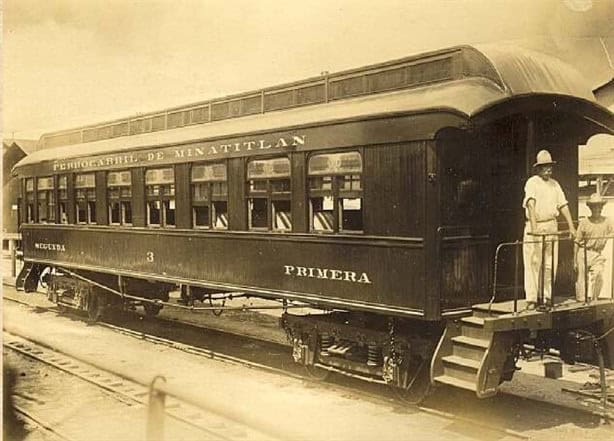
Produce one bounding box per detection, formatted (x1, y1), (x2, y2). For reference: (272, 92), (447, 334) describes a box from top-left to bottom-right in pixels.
(2, 0), (613, 140)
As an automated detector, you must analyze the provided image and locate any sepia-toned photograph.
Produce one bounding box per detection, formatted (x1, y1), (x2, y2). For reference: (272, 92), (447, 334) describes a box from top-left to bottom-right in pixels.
(2, 1), (614, 440)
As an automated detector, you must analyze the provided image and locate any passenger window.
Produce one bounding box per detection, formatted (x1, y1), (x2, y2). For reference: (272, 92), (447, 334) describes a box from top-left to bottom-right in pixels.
(191, 163), (228, 229)
(25, 178), (34, 223)
(108, 171), (132, 226)
(308, 152), (363, 233)
(37, 177), (55, 223)
(247, 158), (291, 231)
(58, 176), (69, 224)
(145, 168), (175, 227)
(75, 173), (96, 224)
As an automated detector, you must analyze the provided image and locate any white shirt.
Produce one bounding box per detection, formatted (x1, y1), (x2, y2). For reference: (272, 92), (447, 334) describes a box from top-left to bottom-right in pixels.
(522, 175), (568, 221)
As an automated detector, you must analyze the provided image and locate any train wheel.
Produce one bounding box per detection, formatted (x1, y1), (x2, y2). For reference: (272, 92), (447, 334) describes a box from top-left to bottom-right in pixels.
(208, 295), (225, 316)
(304, 364), (331, 381)
(87, 292), (105, 322)
(39, 267), (51, 290)
(180, 285), (193, 306)
(46, 280), (55, 303)
(391, 357), (432, 405)
(143, 303), (162, 317)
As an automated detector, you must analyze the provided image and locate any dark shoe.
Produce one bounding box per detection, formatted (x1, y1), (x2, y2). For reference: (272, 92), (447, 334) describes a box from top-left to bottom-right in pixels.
(537, 302), (551, 312)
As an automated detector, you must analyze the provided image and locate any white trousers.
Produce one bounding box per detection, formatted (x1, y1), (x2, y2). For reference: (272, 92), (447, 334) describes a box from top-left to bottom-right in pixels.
(575, 249), (606, 302)
(523, 220), (558, 303)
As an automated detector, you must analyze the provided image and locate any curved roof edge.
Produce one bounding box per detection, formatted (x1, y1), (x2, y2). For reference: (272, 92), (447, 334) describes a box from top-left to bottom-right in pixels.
(475, 44), (595, 100)
(15, 78), (502, 170)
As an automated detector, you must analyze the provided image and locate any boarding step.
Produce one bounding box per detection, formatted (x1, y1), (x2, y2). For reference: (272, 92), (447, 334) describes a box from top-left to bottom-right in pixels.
(460, 317), (491, 339)
(432, 306), (520, 398)
(443, 362), (478, 383)
(433, 375), (477, 392)
(442, 355), (481, 370)
(451, 335), (490, 362)
(460, 316), (485, 326)
(451, 335), (490, 349)
(453, 342), (487, 362)
(471, 307), (509, 319)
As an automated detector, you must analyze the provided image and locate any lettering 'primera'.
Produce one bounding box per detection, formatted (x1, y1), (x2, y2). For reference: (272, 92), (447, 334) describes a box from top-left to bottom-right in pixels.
(283, 265), (372, 284)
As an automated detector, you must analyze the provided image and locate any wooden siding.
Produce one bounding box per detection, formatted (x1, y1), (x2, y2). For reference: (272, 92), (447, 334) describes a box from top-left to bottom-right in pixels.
(439, 236), (491, 309)
(23, 225), (427, 315)
(32, 177), (39, 223)
(131, 168), (146, 227)
(228, 157), (247, 230)
(20, 179), (26, 225)
(363, 141), (425, 237)
(52, 175), (60, 223)
(95, 171), (107, 225)
(174, 163), (191, 229)
(66, 173), (76, 224)
(290, 152), (308, 233)
(424, 140), (440, 319)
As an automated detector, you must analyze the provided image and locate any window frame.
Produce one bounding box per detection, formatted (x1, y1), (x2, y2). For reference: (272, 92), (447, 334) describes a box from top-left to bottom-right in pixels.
(25, 178), (35, 223)
(74, 173), (97, 225)
(246, 157), (292, 232)
(191, 162), (228, 230)
(36, 176), (55, 223)
(145, 167), (176, 228)
(57, 175), (69, 224)
(308, 151), (363, 234)
(107, 170), (133, 226)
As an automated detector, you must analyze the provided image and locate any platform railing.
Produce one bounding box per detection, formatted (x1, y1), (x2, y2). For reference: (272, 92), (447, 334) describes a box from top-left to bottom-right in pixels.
(490, 233), (614, 314)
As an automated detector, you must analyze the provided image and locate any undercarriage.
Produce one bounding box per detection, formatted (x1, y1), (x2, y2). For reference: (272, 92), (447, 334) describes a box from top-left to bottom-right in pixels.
(32, 265), (172, 319)
(281, 311), (440, 403)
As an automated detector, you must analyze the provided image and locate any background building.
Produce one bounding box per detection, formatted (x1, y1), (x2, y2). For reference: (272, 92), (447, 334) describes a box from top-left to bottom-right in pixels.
(3, 139), (38, 247)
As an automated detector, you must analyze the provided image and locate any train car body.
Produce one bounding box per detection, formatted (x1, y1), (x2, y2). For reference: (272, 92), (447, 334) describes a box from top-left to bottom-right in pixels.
(14, 45), (614, 401)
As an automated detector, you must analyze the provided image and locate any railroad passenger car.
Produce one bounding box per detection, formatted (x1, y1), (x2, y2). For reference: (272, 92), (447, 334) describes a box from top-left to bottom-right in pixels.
(14, 45), (614, 402)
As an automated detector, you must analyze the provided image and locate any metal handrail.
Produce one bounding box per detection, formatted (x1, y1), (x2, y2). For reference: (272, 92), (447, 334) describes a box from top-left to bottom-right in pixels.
(490, 235), (568, 314)
(490, 233), (614, 315)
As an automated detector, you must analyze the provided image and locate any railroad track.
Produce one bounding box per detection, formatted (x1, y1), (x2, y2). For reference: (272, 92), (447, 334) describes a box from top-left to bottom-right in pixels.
(4, 331), (279, 441)
(13, 404), (75, 441)
(3, 291), (536, 440)
(3, 290), (297, 377)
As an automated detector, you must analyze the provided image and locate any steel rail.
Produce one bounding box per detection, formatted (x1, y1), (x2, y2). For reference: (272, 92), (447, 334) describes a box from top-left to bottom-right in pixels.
(98, 321), (297, 378)
(3, 332), (277, 441)
(13, 404), (76, 441)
